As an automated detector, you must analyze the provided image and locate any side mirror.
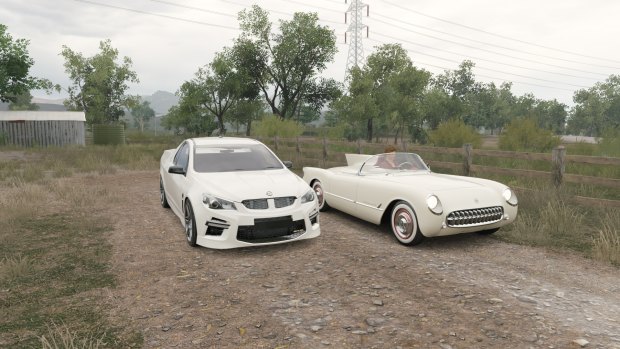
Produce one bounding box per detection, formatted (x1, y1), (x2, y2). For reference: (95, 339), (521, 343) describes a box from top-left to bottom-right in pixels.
(168, 165), (186, 175)
(282, 161), (293, 169)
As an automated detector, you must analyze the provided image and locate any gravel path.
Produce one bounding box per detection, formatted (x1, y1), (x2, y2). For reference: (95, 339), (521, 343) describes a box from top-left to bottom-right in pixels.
(97, 171), (619, 349)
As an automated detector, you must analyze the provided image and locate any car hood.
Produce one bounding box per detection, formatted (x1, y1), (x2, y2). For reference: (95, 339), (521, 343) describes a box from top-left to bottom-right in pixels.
(378, 172), (500, 192)
(193, 170), (308, 201)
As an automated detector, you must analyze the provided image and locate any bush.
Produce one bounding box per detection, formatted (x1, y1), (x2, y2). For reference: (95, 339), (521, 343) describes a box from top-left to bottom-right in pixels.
(427, 119), (482, 148)
(316, 125), (347, 140)
(253, 114), (303, 138)
(499, 118), (561, 152)
(598, 127), (620, 157)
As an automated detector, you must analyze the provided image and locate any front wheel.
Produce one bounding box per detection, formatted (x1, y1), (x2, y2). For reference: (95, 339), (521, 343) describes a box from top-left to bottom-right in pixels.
(390, 201), (424, 245)
(184, 200), (198, 247)
(312, 180), (330, 212)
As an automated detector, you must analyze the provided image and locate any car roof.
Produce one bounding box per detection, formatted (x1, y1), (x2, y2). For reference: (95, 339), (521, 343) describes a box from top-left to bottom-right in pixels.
(191, 137), (262, 147)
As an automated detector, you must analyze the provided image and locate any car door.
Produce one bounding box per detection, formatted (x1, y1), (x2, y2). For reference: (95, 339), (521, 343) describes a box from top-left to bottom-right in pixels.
(326, 167), (361, 214)
(167, 141), (191, 215)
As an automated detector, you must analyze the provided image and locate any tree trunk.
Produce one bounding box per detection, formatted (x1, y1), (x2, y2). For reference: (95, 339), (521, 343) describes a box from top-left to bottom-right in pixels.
(366, 118), (373, 143)
(245, 120), (252, 136)
(216, 115), (226, 135)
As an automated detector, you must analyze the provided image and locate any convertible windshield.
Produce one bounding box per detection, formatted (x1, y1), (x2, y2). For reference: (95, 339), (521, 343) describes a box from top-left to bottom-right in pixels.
(360, 152), (429, 174)
(193, 144), (283, 173)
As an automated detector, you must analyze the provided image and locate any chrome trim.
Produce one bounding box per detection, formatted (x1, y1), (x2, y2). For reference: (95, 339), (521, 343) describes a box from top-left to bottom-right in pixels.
(356, 201), (384, 211)
(325, 192), (354, 203)
(446, 206), (504, 227)
(326, 192), (383, 211)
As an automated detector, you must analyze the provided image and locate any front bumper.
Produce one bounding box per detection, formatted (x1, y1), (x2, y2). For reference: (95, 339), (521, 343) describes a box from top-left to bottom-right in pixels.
(193, 200), (321, 249)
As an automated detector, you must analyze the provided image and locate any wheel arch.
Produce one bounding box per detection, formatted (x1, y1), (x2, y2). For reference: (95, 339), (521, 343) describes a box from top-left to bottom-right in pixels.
(380, 198), (425, 237)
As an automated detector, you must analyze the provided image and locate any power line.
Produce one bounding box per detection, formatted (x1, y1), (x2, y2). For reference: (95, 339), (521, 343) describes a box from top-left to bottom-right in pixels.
(150, 0), (236, 18)
(380, 0), (620, 64)
(366, 38), (585, 92)
(369, 16), (610, 77)
(371, 31), (604, 81)
(219, 0), (345, 26)
(74, 0), (239, 30)
(370, 12), (620, 70)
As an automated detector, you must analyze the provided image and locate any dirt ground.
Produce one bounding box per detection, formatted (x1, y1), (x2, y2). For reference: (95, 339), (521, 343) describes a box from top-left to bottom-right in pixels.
(91, 171), (619, 349)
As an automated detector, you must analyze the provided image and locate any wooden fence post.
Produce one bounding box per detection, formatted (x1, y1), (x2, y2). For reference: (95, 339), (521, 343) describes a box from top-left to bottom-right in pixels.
(552, 146), (566, 187)
(463, 143), (473, 176)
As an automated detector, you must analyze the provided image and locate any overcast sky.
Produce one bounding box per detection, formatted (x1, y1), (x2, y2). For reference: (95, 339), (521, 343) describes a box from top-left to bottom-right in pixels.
(2, 0), (620, 107)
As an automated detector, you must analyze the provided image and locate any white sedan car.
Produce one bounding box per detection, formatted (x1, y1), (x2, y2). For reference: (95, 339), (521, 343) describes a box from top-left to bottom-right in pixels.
(160, 137), (320, 249)
(303, 153), (518, 245)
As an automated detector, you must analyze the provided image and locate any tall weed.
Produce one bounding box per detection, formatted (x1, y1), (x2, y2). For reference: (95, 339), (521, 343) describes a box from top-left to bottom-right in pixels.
(592, 211), (620, 265)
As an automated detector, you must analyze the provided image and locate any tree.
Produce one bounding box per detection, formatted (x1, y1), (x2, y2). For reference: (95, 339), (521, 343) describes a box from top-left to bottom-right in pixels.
(333, 44), (429, 142)
(227, 99), (265, 136)
(161, 81), (216, 136)
(465, 82), (515, 134)
(0, 24), (56, 103)
(174, 49), (257, 135)
(61, 39), (139, 125)
(9, 91), (38, 110)
(568, 75), (620, 136)
(131, 100), (155, 132)
(434, 60), (481, 101)
(233, 5), (340, 119)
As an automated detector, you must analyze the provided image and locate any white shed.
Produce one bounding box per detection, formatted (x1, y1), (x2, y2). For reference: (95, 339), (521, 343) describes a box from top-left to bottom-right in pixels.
(0, 111), (86, 147)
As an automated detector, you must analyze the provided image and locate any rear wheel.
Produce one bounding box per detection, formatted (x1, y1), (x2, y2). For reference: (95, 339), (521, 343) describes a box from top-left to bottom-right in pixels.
(184, 201), (197, 247)
(160, 176), (170, 208)
(312, 180), (330, 212)
(390, 201), (424, 245)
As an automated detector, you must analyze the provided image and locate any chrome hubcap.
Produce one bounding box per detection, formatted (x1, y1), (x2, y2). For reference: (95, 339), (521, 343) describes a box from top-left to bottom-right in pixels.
(394, 209), (413, 239)
(314, 185), (324, 206)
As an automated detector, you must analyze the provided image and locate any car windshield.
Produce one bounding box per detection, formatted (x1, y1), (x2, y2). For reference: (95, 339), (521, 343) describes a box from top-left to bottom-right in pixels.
(359, 152), (429, 175)
(193, 144), (283, 173)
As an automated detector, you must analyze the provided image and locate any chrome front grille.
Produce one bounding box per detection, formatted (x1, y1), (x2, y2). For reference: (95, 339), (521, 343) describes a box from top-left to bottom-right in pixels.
(242, 199), (269, 210)
(446, 206), (504, 227)
(242, 197), (297, 210)
(274, 196), (296, 208)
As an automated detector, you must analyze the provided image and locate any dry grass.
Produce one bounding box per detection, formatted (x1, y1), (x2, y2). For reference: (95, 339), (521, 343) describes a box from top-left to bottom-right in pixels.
(40, 323), (104, 349)
(592, 211), (620, 266)
(0, 254), (34, 281)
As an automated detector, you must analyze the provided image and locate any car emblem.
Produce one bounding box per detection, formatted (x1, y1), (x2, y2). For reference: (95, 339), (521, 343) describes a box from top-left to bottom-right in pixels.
(266, 191), (273, 197)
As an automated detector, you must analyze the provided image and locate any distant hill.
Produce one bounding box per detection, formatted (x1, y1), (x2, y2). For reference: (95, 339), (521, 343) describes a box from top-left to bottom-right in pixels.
(141, 90), (178, 116)
(1, 91), (178, 116)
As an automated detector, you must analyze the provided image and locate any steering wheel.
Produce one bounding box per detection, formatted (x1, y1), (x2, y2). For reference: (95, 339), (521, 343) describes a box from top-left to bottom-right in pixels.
(398, 161), (415, 170)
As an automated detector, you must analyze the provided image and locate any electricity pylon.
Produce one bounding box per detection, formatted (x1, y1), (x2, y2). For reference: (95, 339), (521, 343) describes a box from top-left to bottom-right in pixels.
(345, 0), (369, 81)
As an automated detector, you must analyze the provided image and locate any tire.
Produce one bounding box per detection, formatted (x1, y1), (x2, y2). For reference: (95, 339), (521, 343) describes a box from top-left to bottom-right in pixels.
(312, 180), (330, 212)
(390, 201), (424, 245)
(184, 200), (198, 247)
(160, 176), (170, 208)
(477, 228), (500, 235)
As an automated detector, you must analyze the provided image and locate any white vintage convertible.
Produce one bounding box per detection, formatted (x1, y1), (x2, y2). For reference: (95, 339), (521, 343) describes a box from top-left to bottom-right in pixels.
(303, 152), (518, 245)
(160, 137), (320, 249)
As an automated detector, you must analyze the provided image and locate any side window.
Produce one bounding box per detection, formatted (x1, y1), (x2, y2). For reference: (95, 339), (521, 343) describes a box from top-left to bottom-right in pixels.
(173, 142), (190, 170)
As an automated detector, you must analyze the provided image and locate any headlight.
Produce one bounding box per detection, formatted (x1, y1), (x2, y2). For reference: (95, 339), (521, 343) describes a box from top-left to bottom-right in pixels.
(426, 194), (443, 215)
(502, 188), (518, 206)
(203, 194), (236, 210)
(300, 189), (315, 204)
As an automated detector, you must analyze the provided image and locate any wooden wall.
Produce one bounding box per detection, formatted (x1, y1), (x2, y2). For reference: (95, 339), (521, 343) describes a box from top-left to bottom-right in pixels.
(0, 120), (85, 147)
